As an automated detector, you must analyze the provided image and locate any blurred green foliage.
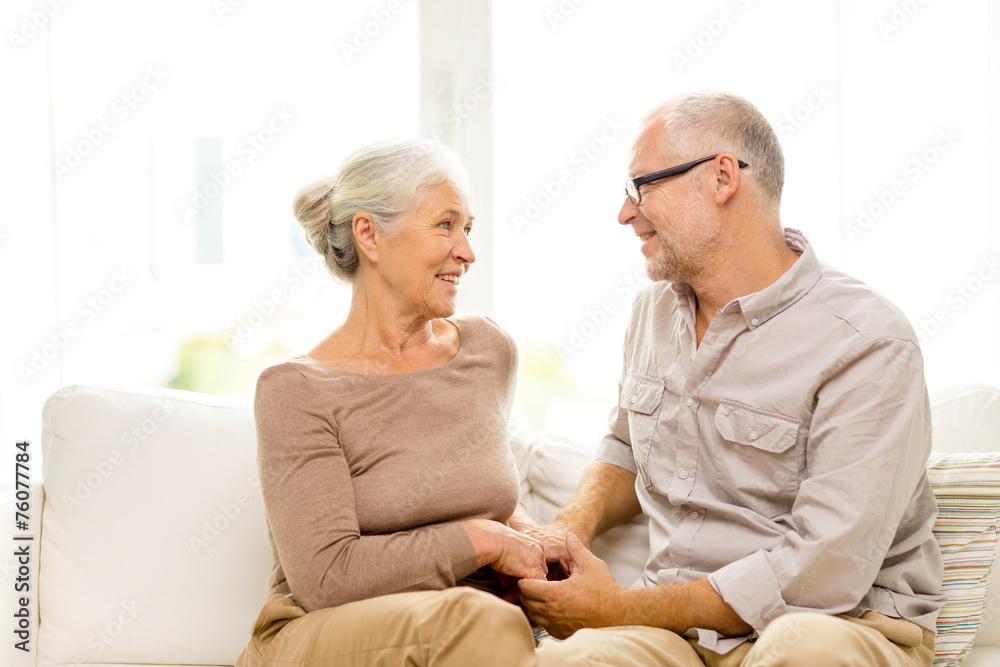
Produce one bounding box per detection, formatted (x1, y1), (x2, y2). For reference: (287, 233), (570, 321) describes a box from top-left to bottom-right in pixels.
(514, 340), (583, 431)
(168, 333), (294, 396)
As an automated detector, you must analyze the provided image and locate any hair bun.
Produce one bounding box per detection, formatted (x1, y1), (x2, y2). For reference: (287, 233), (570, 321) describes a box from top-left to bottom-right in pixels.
(292, 177), (336, 248)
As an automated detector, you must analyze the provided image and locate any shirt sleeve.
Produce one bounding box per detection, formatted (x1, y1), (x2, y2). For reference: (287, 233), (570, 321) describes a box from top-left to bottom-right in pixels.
(255, 364), (479, 612)
(708, 336), (936, 631)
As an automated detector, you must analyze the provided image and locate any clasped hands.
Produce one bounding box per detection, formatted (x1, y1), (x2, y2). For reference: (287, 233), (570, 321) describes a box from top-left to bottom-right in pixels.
(463, 514), (625, 638)
(500, 513), (625, 639)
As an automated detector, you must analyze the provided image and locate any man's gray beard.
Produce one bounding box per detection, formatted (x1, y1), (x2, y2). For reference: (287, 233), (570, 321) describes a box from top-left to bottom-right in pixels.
(645, 244), (697, 284)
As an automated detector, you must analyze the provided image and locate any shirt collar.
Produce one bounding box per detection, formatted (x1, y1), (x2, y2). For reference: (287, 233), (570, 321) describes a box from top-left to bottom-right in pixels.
(669, 228), (822, 331)
(738, 228), (821, 329)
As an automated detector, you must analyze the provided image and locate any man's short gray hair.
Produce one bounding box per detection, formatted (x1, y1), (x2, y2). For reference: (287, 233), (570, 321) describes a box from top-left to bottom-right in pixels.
(642, 91), (784, 211)
(293, 139), (471, 282)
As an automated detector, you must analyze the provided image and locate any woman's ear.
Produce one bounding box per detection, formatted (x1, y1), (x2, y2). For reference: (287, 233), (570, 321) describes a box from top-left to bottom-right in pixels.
(353, 212), (379, 264)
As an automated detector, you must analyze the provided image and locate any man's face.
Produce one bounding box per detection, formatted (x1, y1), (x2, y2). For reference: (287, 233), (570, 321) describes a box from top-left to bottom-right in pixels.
(618, 124), (720, 284)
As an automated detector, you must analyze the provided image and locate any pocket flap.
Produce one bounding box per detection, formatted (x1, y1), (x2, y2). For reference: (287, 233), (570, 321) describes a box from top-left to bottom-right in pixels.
(620, 374), (665, 415)
(714, 402), (799, 454)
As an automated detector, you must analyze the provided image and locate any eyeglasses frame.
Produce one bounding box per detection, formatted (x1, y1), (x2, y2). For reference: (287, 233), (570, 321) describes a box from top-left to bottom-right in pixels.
(625, 154), (749, 206)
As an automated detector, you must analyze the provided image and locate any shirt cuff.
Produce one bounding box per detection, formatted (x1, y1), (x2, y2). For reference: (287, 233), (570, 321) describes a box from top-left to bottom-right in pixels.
(691, 628), (752, 655)
(708, 550), (787, 632)
(594, 433), (638, 474)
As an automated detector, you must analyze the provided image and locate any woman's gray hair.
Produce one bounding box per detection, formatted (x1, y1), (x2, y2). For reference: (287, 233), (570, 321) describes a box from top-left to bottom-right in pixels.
(641, 91), (784, 212)
(293, 139), (471, 282)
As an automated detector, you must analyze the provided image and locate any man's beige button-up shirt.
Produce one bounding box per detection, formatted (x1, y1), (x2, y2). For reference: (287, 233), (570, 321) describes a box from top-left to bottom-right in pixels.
(596, 229), (946, 653)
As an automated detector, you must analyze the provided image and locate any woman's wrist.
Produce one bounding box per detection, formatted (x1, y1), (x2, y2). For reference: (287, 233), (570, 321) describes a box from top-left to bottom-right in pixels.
(460, 519), (499, 568)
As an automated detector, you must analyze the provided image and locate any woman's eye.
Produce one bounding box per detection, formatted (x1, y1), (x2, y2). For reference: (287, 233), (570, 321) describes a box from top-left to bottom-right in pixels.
(437, 220), (451, 229)
(464, 226), (473, 235)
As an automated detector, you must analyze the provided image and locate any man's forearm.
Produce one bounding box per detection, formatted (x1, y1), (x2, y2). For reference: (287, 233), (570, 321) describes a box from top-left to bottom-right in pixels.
(553, 462), (642, 544)
(615, 579), (752, 637)
(508, 502), (536, 532)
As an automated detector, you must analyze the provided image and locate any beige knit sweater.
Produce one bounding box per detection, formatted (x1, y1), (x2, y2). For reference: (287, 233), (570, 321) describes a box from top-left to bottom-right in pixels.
(254, 315), (520, 612)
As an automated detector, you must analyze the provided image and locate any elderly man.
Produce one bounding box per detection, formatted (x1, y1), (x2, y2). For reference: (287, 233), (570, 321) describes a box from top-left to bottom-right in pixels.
(518, 91), (946, 667)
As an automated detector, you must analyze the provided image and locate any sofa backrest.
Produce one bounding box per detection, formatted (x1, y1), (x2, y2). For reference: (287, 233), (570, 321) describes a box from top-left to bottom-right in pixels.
(37, 385), (269, 666)
(23, 382), (1000, 666)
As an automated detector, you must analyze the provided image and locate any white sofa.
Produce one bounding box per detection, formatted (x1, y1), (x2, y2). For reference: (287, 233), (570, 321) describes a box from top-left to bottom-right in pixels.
(2, 383), (1000, 667)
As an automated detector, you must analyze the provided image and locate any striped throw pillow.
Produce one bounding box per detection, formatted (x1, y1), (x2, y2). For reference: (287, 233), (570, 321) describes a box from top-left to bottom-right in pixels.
(927, 452), (1000, 666)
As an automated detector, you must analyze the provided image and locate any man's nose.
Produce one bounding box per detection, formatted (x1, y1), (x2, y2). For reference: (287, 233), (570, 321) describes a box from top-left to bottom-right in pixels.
(618, 196), (638, 226)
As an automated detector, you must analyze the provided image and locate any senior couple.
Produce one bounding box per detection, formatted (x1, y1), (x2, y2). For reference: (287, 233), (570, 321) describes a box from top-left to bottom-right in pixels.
(235, 91), (945, 667)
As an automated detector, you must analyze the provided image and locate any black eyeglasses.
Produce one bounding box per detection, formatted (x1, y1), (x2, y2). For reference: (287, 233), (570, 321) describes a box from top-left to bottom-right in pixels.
(625, 154), (749, 206)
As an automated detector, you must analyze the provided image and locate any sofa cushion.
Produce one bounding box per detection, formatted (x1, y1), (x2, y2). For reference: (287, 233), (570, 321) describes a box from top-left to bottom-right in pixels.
(39, 385), (269, 666)
(931, 384), (1000, 650)
(960, 645), (1000, 666)
(930, 385), (1000, 457)
(926, 452), (1000, 666)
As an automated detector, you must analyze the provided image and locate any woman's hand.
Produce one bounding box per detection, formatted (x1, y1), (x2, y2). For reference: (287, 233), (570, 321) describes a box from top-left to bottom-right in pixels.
(461, 519), (548, 581)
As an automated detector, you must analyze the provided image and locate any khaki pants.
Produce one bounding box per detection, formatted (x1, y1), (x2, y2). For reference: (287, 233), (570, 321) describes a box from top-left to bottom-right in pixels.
(235, 589), (536, 667)
(538, 611), (934, 667)
(235, 590), (934, 667)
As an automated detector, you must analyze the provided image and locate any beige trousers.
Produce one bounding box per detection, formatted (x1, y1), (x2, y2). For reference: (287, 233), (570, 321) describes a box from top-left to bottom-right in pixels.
(235, 590), (934, 667)
(234, 589), (537, 667)
(538, 611), (934, 667)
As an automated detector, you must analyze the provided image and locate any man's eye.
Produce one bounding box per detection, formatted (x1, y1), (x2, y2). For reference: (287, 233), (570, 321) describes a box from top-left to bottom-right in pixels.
(464, 225), (473, 235)
(437, 220), (451, 229)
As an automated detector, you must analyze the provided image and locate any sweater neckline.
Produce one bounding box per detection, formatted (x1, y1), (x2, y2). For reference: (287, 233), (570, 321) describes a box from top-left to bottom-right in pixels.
(294, 316), (469, 380)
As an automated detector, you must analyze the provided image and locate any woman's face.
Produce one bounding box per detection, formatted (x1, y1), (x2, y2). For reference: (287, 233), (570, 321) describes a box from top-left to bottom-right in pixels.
(376, 180), (476, 321)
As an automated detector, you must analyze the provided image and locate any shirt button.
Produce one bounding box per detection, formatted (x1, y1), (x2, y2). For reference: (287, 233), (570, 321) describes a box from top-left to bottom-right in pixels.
(679, 470), (689, 480)
(689, 511), (700, 520)
(750, 430), (758, 440)
(750, 317), (759, 326)
(630, 396), (636, 404)
(685, 397), (694, 407)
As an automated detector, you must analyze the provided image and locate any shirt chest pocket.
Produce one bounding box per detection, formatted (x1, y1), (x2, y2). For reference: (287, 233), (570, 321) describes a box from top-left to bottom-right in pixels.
(711, 401), (802, 518)
(621, 374), (665, 487)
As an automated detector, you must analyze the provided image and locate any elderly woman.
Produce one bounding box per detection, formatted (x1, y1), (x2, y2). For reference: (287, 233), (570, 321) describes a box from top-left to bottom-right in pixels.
(235, 140), (547, 667)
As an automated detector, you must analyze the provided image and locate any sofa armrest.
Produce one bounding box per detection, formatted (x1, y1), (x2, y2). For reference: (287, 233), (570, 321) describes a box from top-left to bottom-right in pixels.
(1, 481), (43, 667)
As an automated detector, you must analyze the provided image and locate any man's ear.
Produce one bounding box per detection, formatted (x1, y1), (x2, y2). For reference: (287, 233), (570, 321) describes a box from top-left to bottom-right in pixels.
(712, 153), (742, 206)
(353, 212), (379, 264)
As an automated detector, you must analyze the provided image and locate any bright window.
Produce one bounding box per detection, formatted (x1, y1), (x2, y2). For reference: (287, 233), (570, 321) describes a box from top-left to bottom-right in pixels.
(2, 0), (998, 487)
(1, 0), (419, 484)
(493, 0), (998, 433)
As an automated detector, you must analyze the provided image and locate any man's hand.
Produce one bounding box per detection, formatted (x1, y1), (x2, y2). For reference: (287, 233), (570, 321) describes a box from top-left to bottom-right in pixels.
(508, 504), (582, 577)
(520, 522), (577, 577)
(517, 532), (624, 639)
(507, 503), (537, 534)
